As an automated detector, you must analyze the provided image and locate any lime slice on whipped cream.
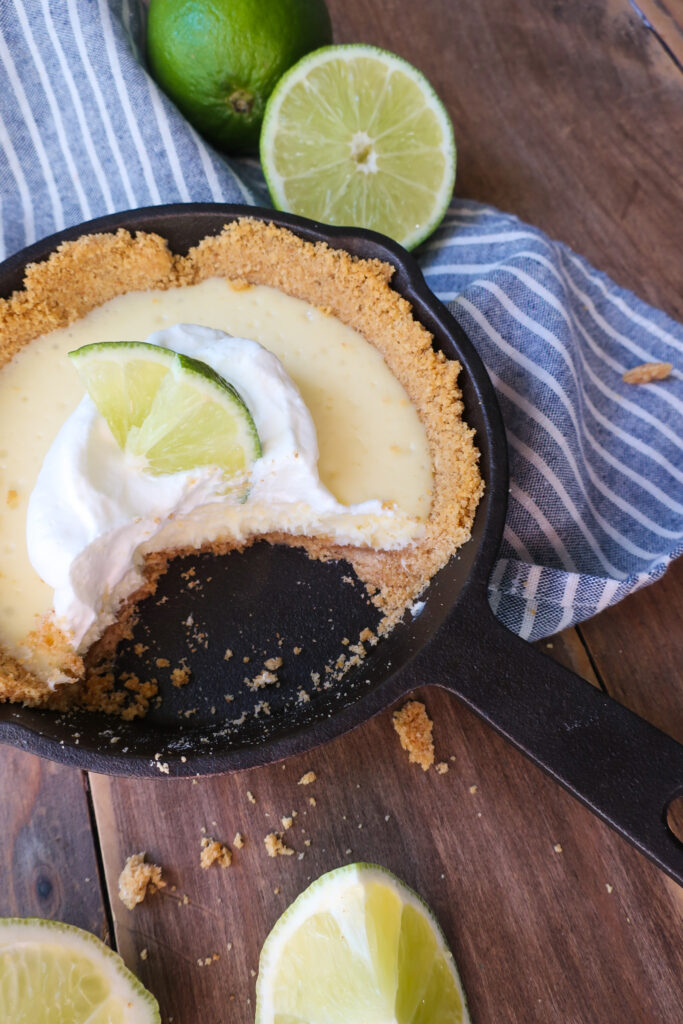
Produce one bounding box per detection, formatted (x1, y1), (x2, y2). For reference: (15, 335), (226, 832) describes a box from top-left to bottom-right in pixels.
(0, 917), (160, 1023)
(255, 862), (471, 1023)
(260, 44), (456, 249)
(69, 340), (261, 478)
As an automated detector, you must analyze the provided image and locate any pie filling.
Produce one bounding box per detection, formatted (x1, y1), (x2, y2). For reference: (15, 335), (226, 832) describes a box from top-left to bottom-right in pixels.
(0, 220), (483, 707)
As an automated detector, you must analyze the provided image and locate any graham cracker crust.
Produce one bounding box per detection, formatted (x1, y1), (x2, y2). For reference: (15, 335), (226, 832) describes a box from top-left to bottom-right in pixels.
(0, 219), (483, 710)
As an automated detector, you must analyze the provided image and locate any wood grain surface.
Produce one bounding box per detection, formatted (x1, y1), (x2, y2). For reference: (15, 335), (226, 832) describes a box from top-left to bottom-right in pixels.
(0, 746), (107, 939)
(0, 1), (681, 1023)
(89, 689), (683, 1024)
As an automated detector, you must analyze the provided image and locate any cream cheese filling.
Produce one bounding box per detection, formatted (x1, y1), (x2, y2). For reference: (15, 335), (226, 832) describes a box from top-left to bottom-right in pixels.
(0, 278), (433, 681)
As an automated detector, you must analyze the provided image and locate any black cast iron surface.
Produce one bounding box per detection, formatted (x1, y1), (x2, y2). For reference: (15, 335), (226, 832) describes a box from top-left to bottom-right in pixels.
(0, 205), (681, 883)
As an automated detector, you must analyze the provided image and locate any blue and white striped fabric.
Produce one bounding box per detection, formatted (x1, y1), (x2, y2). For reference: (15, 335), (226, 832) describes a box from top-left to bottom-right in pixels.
(1, 1), (681, 641)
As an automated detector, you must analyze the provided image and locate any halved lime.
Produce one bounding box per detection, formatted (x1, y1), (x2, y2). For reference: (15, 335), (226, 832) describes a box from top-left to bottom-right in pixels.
(0, 917), (160, 1023)
(255, 862), (471, 1023)
(69, 341), (261, 479)
(260, 44), (456, 250)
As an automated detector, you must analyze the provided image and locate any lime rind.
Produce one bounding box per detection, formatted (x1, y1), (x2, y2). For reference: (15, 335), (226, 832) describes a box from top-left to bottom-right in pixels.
(0, 917), (160, 1023)
(260, 44), (456, 250)
(255, 862), (470, 1024)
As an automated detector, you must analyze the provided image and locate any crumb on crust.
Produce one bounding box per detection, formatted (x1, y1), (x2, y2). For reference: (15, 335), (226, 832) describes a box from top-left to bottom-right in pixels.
(392, 700), (434, 771)
(118, 852), (165, 910)
(297, 771), (316, 786)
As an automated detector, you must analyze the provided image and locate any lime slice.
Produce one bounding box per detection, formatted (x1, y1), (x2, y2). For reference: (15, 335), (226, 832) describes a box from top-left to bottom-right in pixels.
(260, 44), (456, 250)
(255, 862), (471, 1024)
(0, 917), (160, 1023)
(69, 341), (261, 479)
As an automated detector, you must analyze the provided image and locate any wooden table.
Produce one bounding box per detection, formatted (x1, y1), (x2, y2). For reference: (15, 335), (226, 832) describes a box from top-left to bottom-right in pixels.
(2, 2), (681, 1021)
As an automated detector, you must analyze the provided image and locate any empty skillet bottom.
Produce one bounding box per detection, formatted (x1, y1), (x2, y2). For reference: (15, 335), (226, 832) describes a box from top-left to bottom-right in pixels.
(72, 541), (392, 754)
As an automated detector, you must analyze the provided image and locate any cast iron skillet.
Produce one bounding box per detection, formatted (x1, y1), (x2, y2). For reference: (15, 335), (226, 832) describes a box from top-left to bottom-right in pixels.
(1, 205), (681, 883)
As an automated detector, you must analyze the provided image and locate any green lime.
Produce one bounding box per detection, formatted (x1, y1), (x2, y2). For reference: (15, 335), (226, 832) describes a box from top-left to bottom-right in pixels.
(69, 341), (261, 480)
(0, 917), (160, 1023)
(146, 0), (333, 154)
(260, 44), (456, 249)
(255, 862), (471, 1024)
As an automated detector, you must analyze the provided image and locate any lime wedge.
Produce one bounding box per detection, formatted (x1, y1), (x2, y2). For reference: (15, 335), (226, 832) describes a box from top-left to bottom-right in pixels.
(260, 44), (456, 249)
(69, 341), (261, 479)
(0, 917), (160, 1023)
(255, 862), (471, 1024)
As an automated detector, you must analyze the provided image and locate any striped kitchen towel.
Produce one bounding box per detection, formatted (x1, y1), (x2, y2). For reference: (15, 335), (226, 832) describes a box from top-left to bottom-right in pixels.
(0, 1), (681, 642)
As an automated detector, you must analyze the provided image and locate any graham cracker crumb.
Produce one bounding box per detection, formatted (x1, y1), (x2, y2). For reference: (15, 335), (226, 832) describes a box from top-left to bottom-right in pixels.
(281, 816), (293, 831)
(200, 837), (232, 869)
(622, 361), (672, 384)
(118, 853), (165, 910)
(224, 648), (233, 661)
(392, 701), (434, 771)
(246, 669), (278, 691)
(246, 790), (256, 804)
(308, 796), (316, 807)
(298, 771), (316, 786)
(171, 660), (191, 688)
(554, 844), (563, 854)
(264, 656), (283, 671)
(435, 761), (449, 775)
(469, 785), (478, 795)
(233, 832), (245, 849)
(264, 832), (294, 857)
(155, 657), (170, 669)
(140, 948), (148, 960)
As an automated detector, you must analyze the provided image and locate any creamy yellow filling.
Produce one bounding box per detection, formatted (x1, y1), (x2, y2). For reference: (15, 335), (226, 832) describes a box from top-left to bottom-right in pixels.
(0, 277), (433, 656)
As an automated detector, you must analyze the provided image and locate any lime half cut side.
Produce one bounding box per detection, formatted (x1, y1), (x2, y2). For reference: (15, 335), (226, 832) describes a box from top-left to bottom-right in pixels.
(260, 44), (456, 250)
(0, 917), (160, 1024)
(69, 341), (261, 480)
(255, 862), (471, 1024)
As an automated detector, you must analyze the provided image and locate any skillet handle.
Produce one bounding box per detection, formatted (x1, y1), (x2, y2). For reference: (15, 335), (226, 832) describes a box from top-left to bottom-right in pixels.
(425, 601), (683, 884)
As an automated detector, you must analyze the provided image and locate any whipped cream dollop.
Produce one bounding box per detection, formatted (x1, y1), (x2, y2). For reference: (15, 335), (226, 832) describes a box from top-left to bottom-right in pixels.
(27, 325), (421, 665)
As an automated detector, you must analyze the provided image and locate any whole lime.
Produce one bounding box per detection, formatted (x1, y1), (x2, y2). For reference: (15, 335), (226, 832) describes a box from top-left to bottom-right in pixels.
(147, 0), (333, 155)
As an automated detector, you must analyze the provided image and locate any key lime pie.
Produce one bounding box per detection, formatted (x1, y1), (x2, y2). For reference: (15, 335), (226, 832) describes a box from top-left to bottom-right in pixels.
(0, 220), (482, 710)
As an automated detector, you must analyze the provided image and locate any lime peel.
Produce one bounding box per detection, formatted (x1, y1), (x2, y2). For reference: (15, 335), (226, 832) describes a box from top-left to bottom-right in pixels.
(146, 0), (333, 154)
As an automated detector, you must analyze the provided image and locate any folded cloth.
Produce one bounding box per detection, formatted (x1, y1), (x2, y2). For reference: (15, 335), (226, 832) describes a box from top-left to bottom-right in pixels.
(1, 1), (681, 641)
